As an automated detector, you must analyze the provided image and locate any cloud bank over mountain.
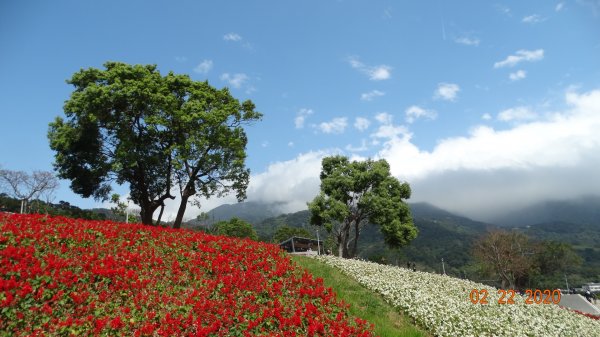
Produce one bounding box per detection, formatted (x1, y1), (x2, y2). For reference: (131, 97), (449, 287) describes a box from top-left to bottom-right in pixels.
(160, 88), (600, 223)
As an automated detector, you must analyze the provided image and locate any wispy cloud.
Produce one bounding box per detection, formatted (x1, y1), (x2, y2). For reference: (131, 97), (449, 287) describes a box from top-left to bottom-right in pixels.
(354, 117), (370, 131)
(494, 49), (544, 68)
(220, 73), (249, 88)
(371, 113), (409, 140)
(316, 117), (348, 134)
(294, 108), (314, 129)
(522, 14), (546, 24)
(434, 83), (460, 101)
(494, 4), (512, 16)
(193, 60), (213, 74)
(509, 70), (527, 81)
(405, 105), (437, 123)
(375, 112), (393, 125)
(175, 56), (188, 63)
(454, 36), (480, 46)
(360, 90), (385, 101)
(223, 33), (242, 41)
(555, 2), (565, 11)
(348, 56), (392, 81)
(346, 139), (369, 152)
(482, 113), (493, 120)
(497, 106), (537, 122)
(576, 0), (600, 16)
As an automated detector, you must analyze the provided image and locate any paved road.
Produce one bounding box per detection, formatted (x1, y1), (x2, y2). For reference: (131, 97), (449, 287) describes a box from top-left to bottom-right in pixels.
(559, 294), (600, 315)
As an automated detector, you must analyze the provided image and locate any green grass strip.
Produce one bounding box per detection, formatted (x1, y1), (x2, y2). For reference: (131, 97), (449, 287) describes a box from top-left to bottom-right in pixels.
(293, 256), (431, 337)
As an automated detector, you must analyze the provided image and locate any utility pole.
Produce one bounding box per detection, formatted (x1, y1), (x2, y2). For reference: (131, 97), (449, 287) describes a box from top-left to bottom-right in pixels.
(126, 199), (130, 223)
(316, 228), (321, 255)
(442, 258), (446, 275)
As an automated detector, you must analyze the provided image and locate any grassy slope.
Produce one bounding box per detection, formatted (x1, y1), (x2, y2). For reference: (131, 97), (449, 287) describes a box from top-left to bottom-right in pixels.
(293, 256), (431, 337)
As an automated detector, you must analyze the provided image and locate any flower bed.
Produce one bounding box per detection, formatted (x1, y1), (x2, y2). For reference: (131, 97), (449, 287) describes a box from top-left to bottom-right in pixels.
(316, 255), (600, 337)
(0, 213), (373, 336)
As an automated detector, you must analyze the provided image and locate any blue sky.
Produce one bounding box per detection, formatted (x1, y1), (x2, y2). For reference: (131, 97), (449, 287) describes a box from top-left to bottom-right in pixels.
(1, 1), (600, 222)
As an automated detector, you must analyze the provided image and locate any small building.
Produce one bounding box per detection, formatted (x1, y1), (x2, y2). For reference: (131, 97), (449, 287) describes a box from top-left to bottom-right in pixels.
(279, 236), (324, 255)
(582, 283), (600, 293)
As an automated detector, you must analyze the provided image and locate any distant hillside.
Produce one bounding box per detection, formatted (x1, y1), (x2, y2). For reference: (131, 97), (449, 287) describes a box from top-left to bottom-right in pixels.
(253, 202), (494, 276)
(185, 201), (285, 228)
(490, 195), (600, 227)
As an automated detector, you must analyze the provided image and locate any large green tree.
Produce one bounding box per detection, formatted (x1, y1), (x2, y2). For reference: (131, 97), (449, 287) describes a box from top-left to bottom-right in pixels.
(308, 156), (416, 258)
(48, 62), (261, 227)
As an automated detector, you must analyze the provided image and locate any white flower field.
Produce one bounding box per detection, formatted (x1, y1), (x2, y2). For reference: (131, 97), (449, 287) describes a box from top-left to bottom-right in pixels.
(316, 255), (600, 337)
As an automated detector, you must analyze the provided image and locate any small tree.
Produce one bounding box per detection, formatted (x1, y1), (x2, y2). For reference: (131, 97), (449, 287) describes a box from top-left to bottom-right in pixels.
(212, 217), (258, 241)
(0, 169), (59, 214)
(473, 230), (534, 289)
(308, 156), (417, 258)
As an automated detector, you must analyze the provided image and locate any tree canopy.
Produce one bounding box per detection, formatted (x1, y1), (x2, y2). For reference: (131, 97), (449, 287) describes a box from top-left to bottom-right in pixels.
(308, 156), (416, 258)
(212, 217), (258, 241)
(0, 168), (59, 214)
(48, 62), (261, 227)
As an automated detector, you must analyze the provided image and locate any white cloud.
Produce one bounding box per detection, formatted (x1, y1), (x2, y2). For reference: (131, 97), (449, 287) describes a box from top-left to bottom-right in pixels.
(244, 151), (331, 213)
(522, 14), (546, 24)
(354, 117), (371, 132)
(294, 108), (313, 129)
(348, 56), (392, 81)
(497, 106), (537, 122)
(405, 105), (437, 123)
(360, 90), (385, 101)
(454, 36), (480, 46)
(193, 59), (213, 74)
(261, 141), (269, 148)
(376, 88), (600, 220)
(288, 141), (294, 147)
(509, 70), (527, 81)
(375, 112), (393, 125)
(482, 113), (492, 120)
(220, 73), (249, 88)
(370, 66), (392, 80)
(371, 113), (405, 141)
(494, 49), (544, 68)
(346, 139), (369, 152)
(223, 33), (242, 41)
(555, 3), (565, 11)
(316, 117), (348, 134)
(434, 83), (460, 101)
(495, 4), (511, 16)
(154, 89), (600, 225)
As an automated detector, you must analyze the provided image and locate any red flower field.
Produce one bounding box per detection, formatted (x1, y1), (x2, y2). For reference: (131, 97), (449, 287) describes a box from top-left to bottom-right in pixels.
(0, 213), (373, 336)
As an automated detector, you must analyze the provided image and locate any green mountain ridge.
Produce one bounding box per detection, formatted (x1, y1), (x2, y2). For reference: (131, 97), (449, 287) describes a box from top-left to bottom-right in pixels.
(190, 198), (599, 286)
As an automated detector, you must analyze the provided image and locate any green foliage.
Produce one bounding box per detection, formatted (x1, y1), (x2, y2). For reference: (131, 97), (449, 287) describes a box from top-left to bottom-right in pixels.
(308, 156), (416, 258)
(110, 194), (127, 218)
(272, 225), (314, 243)
(213, 217), (258, 241)
(0, 193), (105, 220)
(48, 62), (261, 226)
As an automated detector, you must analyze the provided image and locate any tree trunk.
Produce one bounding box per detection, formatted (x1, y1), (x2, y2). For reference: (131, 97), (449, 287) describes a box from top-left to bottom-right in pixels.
(173, 194), (190, 229)
(174, 181), (196, 229)
(156, 203), (165, 226)
(140, 207), (154, 225)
